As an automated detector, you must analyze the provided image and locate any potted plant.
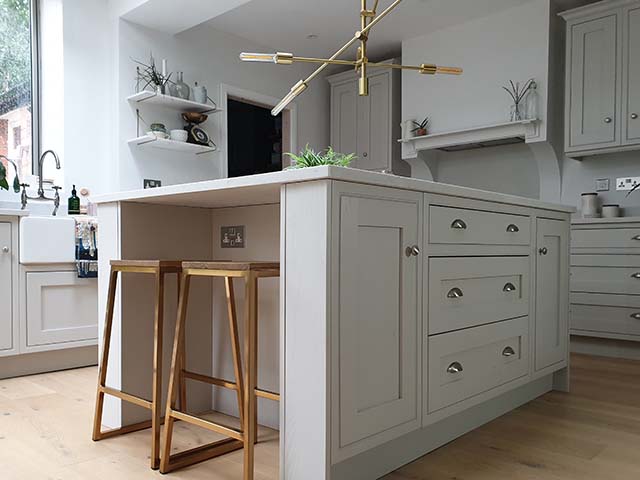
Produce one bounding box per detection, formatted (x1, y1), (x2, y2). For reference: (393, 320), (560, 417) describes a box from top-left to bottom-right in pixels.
(285, 145), (356, 169)
(133, 55), (172, 95)
(0, 156), (21, 193)
(412, 117), (430, 137)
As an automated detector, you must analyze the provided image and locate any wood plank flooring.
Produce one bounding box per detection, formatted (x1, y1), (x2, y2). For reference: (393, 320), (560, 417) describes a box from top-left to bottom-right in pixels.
(0, 354), (639, 479)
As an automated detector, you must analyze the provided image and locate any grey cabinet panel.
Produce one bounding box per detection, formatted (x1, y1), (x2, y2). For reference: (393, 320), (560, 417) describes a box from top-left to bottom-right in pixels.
(365, 73), (392, 172)
(427, 317), (529, 413)
(0, 223), (12, 351)
(572, 227), (640, 249)
(429, 206), (530, 246)
(331, 81), (358, 160)
(337, 191), (420, 448)
(624, 6), (640, 143)
(572, 303), (640, 337)
(428, 256), (530, 335)
(535, 218), (569, 371)
(568, 14), (619, 149)
(572, 265), (640, 294)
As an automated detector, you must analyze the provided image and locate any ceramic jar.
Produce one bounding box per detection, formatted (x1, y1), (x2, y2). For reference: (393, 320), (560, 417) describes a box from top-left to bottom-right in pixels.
(602, 204), (621, 218)
(581, 192), (599, 218)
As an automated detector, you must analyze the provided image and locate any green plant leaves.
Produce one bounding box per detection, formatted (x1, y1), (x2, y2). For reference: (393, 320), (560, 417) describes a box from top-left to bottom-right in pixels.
(285, 144), (356, 170)
(0, 161), (7, 191)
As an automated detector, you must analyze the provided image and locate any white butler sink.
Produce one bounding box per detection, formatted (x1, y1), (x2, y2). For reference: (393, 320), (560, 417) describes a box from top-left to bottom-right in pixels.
(20, 216), (76, 264)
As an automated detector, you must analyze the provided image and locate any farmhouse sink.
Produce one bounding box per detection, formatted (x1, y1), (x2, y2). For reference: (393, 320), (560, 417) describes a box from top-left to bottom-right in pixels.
(19, 216), (76, 264)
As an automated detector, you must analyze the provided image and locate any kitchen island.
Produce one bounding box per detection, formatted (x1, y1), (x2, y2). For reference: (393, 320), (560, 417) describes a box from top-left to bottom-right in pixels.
(95, 166), (574, 480)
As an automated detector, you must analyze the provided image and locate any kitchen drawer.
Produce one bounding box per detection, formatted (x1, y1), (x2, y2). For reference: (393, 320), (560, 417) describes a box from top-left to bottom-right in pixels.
(429, 206), (530, 246)
(428, 256), (530, 334)
(571, 266), (640, 295)
(428, 316), (529, 413)
(572, 228), (640, 249)
(571, 302), (640, 338)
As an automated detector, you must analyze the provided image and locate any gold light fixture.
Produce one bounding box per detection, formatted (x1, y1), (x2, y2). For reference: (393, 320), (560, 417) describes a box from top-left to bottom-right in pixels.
(240, 0), (463, 116)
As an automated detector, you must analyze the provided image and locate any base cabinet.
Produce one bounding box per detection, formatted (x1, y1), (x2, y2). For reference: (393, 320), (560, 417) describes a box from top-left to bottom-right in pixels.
(535, 218), (569, 371)
(0, 222), (13, 352)
(22, 269), (98, 352)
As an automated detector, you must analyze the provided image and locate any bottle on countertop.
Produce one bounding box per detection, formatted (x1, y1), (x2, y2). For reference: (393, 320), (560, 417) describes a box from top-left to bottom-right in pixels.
(68, 184), (80, 215)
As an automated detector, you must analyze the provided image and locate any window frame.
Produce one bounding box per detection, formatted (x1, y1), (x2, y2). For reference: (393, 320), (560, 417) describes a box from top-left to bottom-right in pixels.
(30, 0), (41, 176)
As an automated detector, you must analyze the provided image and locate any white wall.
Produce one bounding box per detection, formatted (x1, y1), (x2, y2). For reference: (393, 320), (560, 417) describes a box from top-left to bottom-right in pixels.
(115, 19), (330, 191)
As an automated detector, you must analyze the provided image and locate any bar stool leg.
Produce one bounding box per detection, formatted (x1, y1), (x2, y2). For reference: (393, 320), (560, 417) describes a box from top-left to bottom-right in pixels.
(92, 268), (119, 441)
(150, 270), (165, 470)
(225, 277), (245, 426)
(177, 273), (187, 412)
(160, 272), (191, 474)
(243, 272), (258, 480)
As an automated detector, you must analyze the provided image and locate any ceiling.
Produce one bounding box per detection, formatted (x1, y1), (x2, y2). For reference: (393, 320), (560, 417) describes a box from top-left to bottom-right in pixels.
(205, 0), (536, 61)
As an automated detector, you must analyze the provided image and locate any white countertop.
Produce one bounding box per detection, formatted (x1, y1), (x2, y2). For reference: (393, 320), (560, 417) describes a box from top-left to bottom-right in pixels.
(572, 216), (640, 225)
(94, 166), (575, 213)
(0, 208), (29, 217)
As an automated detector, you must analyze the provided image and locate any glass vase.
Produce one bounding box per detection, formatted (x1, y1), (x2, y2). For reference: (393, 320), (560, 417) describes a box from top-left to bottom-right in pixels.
(510, 103), (525, 122)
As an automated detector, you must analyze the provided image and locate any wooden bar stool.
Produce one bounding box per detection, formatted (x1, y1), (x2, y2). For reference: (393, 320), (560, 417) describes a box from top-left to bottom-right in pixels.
(92, 260), (185, 470)
(160, 261), (280, 479)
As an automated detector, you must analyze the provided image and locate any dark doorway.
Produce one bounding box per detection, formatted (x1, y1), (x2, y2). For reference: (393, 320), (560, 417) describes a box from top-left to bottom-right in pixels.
(227, 98), (283, 178)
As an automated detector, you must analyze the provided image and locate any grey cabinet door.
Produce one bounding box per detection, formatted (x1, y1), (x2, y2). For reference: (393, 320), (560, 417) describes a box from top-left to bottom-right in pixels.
(331, 80), (358, 162)
(624, 6), (640, 144)
(337, 190), (420, 448)
(535, 218), (569, 371)
(363, 72), (392, 172)
(0, 223), (12, 351)
(568, 14), (619, 150)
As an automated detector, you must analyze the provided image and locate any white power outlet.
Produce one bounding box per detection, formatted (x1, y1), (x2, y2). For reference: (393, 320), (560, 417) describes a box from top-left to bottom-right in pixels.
(616, 176), (640, 191)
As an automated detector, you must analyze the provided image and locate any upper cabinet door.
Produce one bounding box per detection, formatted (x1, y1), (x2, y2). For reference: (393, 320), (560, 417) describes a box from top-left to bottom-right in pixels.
(362, 72), (392, 172)
(567, 14), (619, 150)
(624, 6), (640, 144)
(331, 81), (358, 162)
(0, 223), (12, 352)
(336, 186), (421, 454)
(535, 218), (569, 372)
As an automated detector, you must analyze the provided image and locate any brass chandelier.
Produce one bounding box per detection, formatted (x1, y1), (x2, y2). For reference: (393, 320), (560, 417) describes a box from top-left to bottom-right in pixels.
(240, 0), (463, 116)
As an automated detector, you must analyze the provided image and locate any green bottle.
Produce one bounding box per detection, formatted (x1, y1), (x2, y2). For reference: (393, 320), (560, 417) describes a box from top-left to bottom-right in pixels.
(68, 185), (80, 215)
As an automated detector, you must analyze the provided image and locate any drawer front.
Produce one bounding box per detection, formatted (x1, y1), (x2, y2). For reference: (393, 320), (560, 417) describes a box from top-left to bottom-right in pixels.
(571, 303), (640, 337)
(429, 206), (530, 246)
(571, 266), (640, 295)
(429, 256), (530, 334)
(428, 317), (529, 413)
(572, 228), (640, 249)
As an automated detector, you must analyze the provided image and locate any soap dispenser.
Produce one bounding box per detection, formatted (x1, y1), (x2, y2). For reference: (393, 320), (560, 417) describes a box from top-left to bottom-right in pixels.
(68, 185), (80, 215)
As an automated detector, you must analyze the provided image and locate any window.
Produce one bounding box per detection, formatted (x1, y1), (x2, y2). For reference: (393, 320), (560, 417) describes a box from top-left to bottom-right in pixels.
(0, 0), (36, 182)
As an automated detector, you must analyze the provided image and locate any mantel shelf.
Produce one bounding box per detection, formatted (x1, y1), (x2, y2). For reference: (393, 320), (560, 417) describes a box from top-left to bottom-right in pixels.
(127, 91), (221, 114)
(127, 135), (218, 155)
(399, 119), (540, 157)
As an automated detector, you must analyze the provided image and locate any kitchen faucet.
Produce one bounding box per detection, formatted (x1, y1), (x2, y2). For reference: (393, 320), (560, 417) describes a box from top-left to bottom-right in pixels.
(20, 150), (63, 215)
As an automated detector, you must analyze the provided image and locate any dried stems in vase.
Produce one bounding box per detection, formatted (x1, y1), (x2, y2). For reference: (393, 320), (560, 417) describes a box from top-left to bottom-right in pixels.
(503, 79), (534, 122)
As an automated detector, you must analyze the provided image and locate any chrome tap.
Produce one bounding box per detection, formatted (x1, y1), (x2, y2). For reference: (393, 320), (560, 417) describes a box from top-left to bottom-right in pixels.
(36, 150), (61, 199)
(52, 186), (62, 216)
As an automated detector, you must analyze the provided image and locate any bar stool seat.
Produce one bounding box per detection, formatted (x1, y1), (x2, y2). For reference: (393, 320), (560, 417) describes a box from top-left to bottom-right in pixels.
(160, 261), (280, 479)
(92, 260), (185, 470)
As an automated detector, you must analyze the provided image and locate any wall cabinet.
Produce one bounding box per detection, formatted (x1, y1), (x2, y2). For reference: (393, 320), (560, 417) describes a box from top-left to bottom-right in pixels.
(333, 183), (421, 460)
(562, 0), (640, 157)
(535, 218), (569, 371)
(0, 222), (13, 352)
(328, 65), (409, 175)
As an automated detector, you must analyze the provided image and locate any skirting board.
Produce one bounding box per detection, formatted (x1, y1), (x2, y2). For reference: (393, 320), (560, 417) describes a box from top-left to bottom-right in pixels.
(331, 375), (553, 480)
(571, 335), (640, 361)
(0, 345), (97, 379)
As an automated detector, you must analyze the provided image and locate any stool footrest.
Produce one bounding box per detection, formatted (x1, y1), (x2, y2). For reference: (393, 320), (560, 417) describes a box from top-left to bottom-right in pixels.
(161, 438), (244, 474)
(93, 418), (154, 440)
(255, 388), (280, 402)
(101, 386), (152, 410)
(183, 370), (239, 391)
(169, 409), (244, 441)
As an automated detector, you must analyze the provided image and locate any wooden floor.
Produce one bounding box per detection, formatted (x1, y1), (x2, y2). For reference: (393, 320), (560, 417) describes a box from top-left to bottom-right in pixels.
(1, 354), (639, 479)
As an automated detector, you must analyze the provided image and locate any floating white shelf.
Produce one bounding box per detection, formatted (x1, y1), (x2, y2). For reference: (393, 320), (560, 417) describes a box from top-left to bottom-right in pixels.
(128, 135), (218, 155)
(127, 91), (221, 114)
(399, 119), (539, 158)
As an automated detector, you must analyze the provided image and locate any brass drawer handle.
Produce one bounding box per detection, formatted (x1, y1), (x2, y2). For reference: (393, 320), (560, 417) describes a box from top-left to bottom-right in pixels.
(631, 313), (640, 320)
(631, 273), (640, 279)
(503, 282), (517, 292)
(451, 219), (467, 230)
(447, 287), (464, 299)
(502, 346), (516, 357)
(506, 224), (520, 233)
(447, 362), (464, 374)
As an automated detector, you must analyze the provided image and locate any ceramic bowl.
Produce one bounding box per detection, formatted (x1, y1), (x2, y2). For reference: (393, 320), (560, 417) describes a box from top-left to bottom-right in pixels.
(170, 129), (188, 142)
(182, 112), (208, 124)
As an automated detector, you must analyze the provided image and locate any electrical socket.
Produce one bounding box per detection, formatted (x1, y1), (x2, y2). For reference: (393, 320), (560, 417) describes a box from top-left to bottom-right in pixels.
(595, 178), (610, 192)
(221, 226), (245, 248)
(616, 177), (640, 191)
(144, 179), (162, 189)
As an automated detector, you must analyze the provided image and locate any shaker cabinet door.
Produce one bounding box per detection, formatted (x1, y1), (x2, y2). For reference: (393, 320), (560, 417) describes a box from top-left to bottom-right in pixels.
(535, 218), (569, 371)
(0, 223), (12, 352)
(336, 187), (421, 450)
(624, 6), (640, 144)
(331, 81), (358, 162)
(568, 14), (619, 150)
(362, 72), (392, 172)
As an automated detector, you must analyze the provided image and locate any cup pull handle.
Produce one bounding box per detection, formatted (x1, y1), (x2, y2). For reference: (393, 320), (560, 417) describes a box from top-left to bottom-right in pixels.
(503, 283), (517, 292)
(502, 346), (516, 357)
(506, 224), (520, 233)
(631, 273), (640, 279)
(447, 362), (463, 374)
(451, 219), (467, 230)
(630, 313), (640, 320)
(447, 287), (464, 299)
